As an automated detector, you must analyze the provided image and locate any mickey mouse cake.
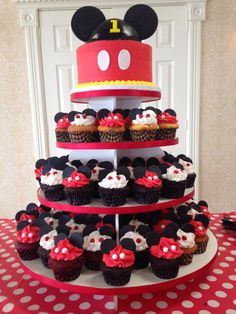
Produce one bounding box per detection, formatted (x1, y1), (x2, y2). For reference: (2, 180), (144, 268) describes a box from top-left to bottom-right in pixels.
(70, 5), (161, 101)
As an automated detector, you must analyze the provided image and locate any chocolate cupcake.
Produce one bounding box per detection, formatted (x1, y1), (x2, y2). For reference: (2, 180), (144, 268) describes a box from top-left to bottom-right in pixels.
(100, 238), (136, 286)
(178, 154), (196, 188)
(54, 112), (71, 142)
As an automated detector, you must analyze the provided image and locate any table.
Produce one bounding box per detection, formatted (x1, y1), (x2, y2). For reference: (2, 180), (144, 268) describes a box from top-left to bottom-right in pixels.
(0, 214), (236, 314)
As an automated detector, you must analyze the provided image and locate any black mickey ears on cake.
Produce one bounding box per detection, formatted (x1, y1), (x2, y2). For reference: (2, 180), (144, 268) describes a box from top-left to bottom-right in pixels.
(148, 165), (162, 178)
(35, 158), (47, 169)
(176, 205), (189, 217)
(133, 166), (146, 179)
(26, 203), (38, 213)
(98, 169), (111, 181)
(198, 200), (208, 208)
(129, 108), (143, 121)
(162, 225), (178, 240)
(58, 214), (71, 225)
(63, 166), (75, 179)
(15, 210), (26, 221)
(70, 159), (83, 169)
(164, 109), (176, 116)
(99, 161), (114, 170)
(87, 159), (98, 169)
(145, 106), (162, 116)
(164, 222), (179, 234)
(83, 224), (97, 237)
(77, 165), (92, 178)
(177, 154), (193, 164)
(54, 233), (67, 246)
(73, 214), (88, 225)
(120, 225), (134, 238)
(195, 214), (210, 228)
(181, 223), (195, 234)
(60, 155), (69, 164)
(120, 238), (136, 252)
(164, 212), (180, 226)
(103, 214), (115, 226)
(39, 224), (53, 238)
(172, 162), (184, 171)
(118, 157), (131, 167)
(188, 202), (201, 213)
(162, 153), (178, 164)
(159, 163), (169, 175)
(69, 232), (84, 248)
(98, 109), (110, 120)
(56, 224), (70, 235)
(117, 166), (130, 180)
(100, 238), (117, 254)
(54, 112), (67, 123)
(41, 164), (53, 175)
(86, 214), (100, 225)
(113, 109), (129, 119)
(132, 157), (145, 168)
(68, 111), (80, 122)
(135, 213), (150, 225)
(17, 220), (30, 231)
(136, 225), (151, 237)
(179, 214), (192, 225)
(146, 231), (160, 247)
(82, 108), (96, 118)
(99, 225), (114, 237)
(146, 157), (160, 167)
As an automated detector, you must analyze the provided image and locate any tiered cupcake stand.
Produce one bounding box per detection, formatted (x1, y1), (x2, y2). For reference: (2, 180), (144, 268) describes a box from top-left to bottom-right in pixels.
(18, 91), (218, 297)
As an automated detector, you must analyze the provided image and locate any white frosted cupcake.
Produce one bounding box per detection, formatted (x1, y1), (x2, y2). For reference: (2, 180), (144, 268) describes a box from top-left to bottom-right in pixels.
(178, 155), (196, 188)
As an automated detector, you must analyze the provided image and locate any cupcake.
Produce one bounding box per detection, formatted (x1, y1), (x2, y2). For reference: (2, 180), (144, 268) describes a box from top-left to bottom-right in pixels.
(15, 221), (40, 260)
(62, 166), (92, 205)
(178, 154), (196, 188)
(100, 238), (136, 286)
(118, 157), (136, 197)
(156, 109), (179, 140)
(67, 109), (98, 143)
(161, 163), (187, 199)
(120, 225), (151, 269)
(129, 108), (159, 142)
(38, 224), (58, 268)
(133, 165), (162, 204)
(49, 233), (84, 282)
(15, 203), (39, 224)
(177, 223), (197, 265)
(152, 212), (179, 233)
(191, 214), (210, 254)
(82, 225), (114, 270)
(40, 158), (66, 201)
(147, 226), (183, 279)
(98, 109), (126, 142)
(98, 167), (130, 207)
(54, 112), (71, 142)
(38, 212), (59, 229)
(63, 214), (87, 234)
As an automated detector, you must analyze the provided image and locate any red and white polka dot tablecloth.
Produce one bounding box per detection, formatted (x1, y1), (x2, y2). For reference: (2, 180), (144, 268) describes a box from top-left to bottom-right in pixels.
(0, 214), (236, 314)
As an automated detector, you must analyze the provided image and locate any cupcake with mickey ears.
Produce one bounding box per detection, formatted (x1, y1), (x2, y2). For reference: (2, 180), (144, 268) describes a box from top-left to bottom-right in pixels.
(87, 214), (115, 234)
(87, 159), (113, 198)
(177, 154), (196, 188)
(40, 157), (67, 201)
(156, 109), (179, 140)
(82, 225), (114, 270)
(59, 214), (88, 234)
(98, 167), (130, 207)
(152, 211), (180, 234)
(49, 233), (84, 282)
(120, 224), (151, 269)
(100, 238), (136, 286)
(54, 112), (71, 142)
(160, 152), (177, 166)
(38, 212), (60, 229)
(67, 109), (98, 143)
(62, 165), (92, 205)
(161, 162), (187, 199)
(129, 107), (159, 142)
(133, 165), (162, 204)
(147, 225), (183, 279)
(191, 214), (210, 254)
(15, 203), (39, 224)
(98, 109), (126, 142)
(177, 223), (197, 265)
(15, 221), (40, 260)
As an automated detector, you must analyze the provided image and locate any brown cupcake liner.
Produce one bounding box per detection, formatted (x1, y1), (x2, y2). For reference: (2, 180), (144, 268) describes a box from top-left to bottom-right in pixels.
(133, 184), (161, 204)
(99, 131), (124, 142)
(161, 179), (186, 199)
(156, 128), (177, 140)
(64, 185), (93, 205)
(179, 252), (194, 265)
(98, 187), (128, 207)
(194, 238), (209, 254)
(101, 263), (133, 286)
(149, 254), (180, 279)
(40, 183), (66, 201)
(69, 131), (99, 143)
(55, 131), (70, 142)
(130, 130), (156, 142)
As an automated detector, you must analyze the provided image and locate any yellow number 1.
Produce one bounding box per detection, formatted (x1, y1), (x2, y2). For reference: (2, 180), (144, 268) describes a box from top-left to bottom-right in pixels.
(109, 19), (121, 33)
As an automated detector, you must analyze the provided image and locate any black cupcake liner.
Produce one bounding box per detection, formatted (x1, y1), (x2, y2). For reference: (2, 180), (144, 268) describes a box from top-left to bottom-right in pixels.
(149, 254), (180, 279)
(64, 185), (93, 205)
(38, 246), (51, 268)
(84, 250), (102, 271)
(98, 187), (128, 207)
(135, 249), (149, 269)
(133, 183), (161, 204)
(40, 183), (66, 201)
(99, 131), (124, 142)
(186, 173), (196, 188)
(156, 128), (177, 140)
(161, 179), (186, 199)
(130, 130), (156, 142)
(124, 130), (132, 141)
(69, 131), (99, 143)
(15, 241), (39, 261)
(55, 131), (70, 142)
(90, 181), (100, 198)
(101, 263), (133, 286)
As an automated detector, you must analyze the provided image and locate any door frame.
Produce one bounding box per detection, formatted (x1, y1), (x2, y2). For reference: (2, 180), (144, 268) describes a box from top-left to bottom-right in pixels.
(17, 0), (207, 198)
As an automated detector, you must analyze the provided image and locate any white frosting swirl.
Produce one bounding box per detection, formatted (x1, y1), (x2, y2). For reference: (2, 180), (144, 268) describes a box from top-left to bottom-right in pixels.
(83, 230), (111, 251)
(40, 169), (63, 186)
(66, 219), (86, 234)
(90, 165), (104, 182)
(71, 114), (95, 126)
(44, 217), (59, 229)
(39, 230), (57, 251)
(177, 229), (196, 249)
(120, 231), (148, 252)
(132, 110), (157, 125)
(98, 171), (128, 189)
(179, 159), (196, 175)
(162, 165), (187, 182)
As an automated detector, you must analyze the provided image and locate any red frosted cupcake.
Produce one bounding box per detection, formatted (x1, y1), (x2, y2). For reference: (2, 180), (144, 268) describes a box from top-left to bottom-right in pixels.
(49, 233), (84, 282)
(15, 221), (40, 260)
(100, 238), (136, 286)
(156, 109), (179, 140)
(54, 112), (71, 142)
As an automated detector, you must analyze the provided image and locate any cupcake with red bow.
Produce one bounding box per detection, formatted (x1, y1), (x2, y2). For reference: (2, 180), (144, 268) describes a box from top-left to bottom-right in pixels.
(177, 154), (196, 188)
(177, 223), (197, 265)
(156, 109), (179, 140)
(54, 112), (71, 142)
(67, 109), (98, 143)
(100, 238), (136, 286)
(133, 165), (162, 204)
(49, 233), (84, 282)
(82, 225), (114, 270)
(191, 214), (210, 254)
(62, 166), (92, 205)
(129, 108), (159, 142)
(147, 226), (183, 279)
(98, 109), (126, 142)
(15, 221), (40, 260)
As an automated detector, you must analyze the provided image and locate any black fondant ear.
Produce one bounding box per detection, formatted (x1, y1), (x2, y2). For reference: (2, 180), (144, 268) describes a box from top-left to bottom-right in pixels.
(162, 226), (177, 240)
(132, 157), (145, 168)
(164, 109), (176, 116)
(148, 165), (162, 178)
(188, 202), (201, 213)
(52, 211), (64, 219)
(71, 6), (106, 42)
(47, 157), (60, 167)
(145, 106), (162, 115)
(117, 166), (130, 180)
(69, 232), (84, 248)
(58, 214), (71, 225)
(73, 214), (88, 225)
(118, 157), (131, 167)
(165, 213), (180, 225)
(35, 159), (47, 169)
(120, 225), (134, 238)
(120, 238), (136, 252)
(162, 153), (177, 164)
(98, 161), (113, 170)
(195, 214), (210, 228)
(172, 162), (184, 170)
(63, 166), (75, 179)
(82, 108), (96, 118)
(181, 223), (195, 233)
(135, 213), (150, 224)
(177, 154), (193, 164)
(113, 108), (124, 116)
(87, 159), (98, 169)
(99, 225), (114, 237)
(98, 109), (110, 120)
(68, 111), (79, 122)
(15, 210), (26, 221)
(82, 224), (97, 237)
(55, 159), (67, 171)
(39, 204), (51, 212)
(33, 217), (47, 228)
(100, 238), (116, 254)
(98, 169), (110, 181)
(146, 157), (160, 167)
(179, 214), (192, 225)
(86, 214), (100, 225)
(146, 231), (160, 247)
(41, 164), (53, 175)
(39, 224), (53, 237)
(77, 165), (91, 178)
(103, 214), (115, 225)
(54, 112), (67, 123)
(176, 205), (189, 216)
(133, 166), (146, 179)
(60, 155), (69, 164)
(123, 109), (130, 119)
(56, 224), (70, 235)
(26, 202), (37, 212)
(124, 4), (158, 40)
(136, 225), (151, 237)
(54, 233), (67, 246)
(27, 210), (39, 218)
(38, 212), (51, 220)
(164, 222), (179, 234)
(198, 200), (208, 208)
(129, 108), (143, 121)
(17, 220), (30, 231)
(71, 159), (83, 168)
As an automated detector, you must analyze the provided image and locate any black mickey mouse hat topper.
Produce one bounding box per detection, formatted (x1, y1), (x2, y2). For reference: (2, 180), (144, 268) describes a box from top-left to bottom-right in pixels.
(71, 5), (158, 42)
